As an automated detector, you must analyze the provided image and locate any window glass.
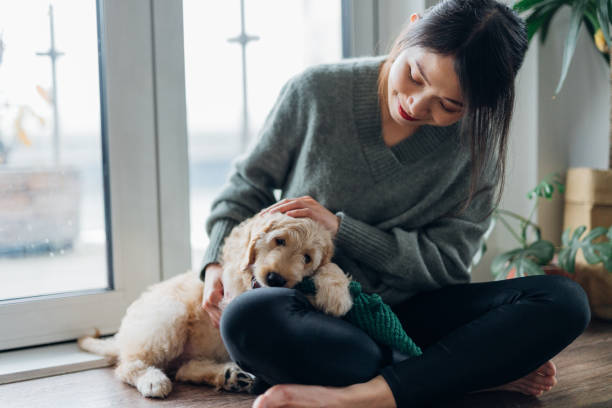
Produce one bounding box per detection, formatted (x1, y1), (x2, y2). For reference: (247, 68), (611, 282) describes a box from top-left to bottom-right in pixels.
(0, 1), (109, 300)
(184, 0), (342, 269)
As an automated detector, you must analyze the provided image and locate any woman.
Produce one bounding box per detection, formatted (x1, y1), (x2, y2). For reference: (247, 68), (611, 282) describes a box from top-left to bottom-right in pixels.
(200, 1), (591, 407)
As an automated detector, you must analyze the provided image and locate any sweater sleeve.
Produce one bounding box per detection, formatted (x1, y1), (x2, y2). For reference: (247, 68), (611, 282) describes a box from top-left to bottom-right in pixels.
(334, 186), (494, 292)
(199, 77), (305, 280)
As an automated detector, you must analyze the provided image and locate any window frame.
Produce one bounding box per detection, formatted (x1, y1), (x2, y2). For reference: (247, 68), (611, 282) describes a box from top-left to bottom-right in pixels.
(0, 0), (190, 350)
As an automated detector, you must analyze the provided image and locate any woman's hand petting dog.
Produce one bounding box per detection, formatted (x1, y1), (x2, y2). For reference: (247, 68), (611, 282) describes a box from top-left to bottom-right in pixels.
(202, 263), (225, 328)
(260, 196), (341, 237)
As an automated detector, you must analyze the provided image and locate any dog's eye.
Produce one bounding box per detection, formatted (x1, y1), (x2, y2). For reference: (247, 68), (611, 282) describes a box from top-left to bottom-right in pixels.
(275, 238), (286, 246)
(303, 254), (311, 264)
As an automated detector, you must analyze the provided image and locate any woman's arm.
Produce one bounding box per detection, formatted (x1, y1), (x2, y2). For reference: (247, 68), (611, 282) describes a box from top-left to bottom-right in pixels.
(200, 76), (306, 280)
(334, 186), (495, 291)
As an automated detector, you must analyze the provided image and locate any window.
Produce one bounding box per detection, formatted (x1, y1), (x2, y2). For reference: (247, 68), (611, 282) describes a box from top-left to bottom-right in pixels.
(0, 0), (171, 351)
(0, 1), (108, 301)
(183, 0), (343, 269)
(0, 0), (348, 352)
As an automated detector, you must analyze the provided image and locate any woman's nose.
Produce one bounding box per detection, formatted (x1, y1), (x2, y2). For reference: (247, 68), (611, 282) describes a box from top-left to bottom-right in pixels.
(408, 94), (429, 118)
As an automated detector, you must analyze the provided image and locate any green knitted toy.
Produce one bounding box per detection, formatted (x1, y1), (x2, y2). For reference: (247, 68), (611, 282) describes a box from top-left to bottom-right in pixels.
(293, 277), (422, 358)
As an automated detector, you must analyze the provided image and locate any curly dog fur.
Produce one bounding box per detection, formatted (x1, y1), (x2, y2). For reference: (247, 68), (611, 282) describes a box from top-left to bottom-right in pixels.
(78, 212), (352, 398)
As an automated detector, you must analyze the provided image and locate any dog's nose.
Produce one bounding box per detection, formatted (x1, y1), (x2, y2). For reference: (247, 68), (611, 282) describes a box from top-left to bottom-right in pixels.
(266, 272), (287, 287)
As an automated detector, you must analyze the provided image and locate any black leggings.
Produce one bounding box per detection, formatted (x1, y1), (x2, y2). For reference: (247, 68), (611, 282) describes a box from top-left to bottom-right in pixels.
(220, 275), (591, 407)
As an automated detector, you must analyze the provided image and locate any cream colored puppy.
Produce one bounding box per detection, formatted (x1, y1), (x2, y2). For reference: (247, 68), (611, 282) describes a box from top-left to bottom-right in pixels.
(78, 212), (352, 398)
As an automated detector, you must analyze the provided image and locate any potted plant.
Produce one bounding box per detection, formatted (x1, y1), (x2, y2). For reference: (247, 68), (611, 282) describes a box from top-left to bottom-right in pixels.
(513, 0), (612, 319)
(490, 174), (612, 320)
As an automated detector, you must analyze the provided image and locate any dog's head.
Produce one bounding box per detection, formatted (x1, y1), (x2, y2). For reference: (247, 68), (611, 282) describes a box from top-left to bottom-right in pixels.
(241, 212), (334, 290)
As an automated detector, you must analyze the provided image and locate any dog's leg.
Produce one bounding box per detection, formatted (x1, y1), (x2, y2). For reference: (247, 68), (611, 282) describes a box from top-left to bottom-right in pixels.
(115, 359), (172, 398)
(311, 263), (353, 317)
(175, 359), (255, 393)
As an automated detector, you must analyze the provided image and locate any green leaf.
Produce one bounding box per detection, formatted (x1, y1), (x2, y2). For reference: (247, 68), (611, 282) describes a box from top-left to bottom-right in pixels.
(583, 245), (604, 264)
(597, 0), (611, 47)
(558, 245), (575, 273)
(584, 226), (608, 241)
(540, 4), (566, 43)
(557, 182), (566, 194)
(514, 0), (558, 13)
(490, 241), (553, 280)
(572, 225), (588, 242)
(562, 227), (572, 246)
(594, 242), (612, 258)
(555, 0), (588, 95)
(527, 173), (565, 200)
(584, 3), (602, 29)
(543, 182), (553, 198)
(492, 249), (522, 279)
(524, 240), (555, 264)
(558, 226), (608, 273)
(516, 257), (546, 277)
(586, 242), (612, 264)
(525, 3), (566, 43)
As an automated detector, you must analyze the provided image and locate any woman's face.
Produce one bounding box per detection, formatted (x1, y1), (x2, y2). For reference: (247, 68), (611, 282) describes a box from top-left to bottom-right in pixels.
(387, 46), (465, 130)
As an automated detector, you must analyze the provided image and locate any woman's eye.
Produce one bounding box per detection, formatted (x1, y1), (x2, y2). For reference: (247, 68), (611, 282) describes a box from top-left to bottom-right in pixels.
(303, 254), (311, 264)
(408, 66), (419, 84)
(275, 238), (286, 246)
(440, 102), (459, 113)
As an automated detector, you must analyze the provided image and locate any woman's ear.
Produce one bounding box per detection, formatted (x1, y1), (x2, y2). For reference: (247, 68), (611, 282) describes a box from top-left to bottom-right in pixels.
(410, 13), (420, 23)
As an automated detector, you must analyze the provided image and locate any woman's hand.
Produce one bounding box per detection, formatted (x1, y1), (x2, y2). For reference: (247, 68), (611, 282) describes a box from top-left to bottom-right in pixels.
(202, 263), (224, 328)
(260, 196), (340, 237)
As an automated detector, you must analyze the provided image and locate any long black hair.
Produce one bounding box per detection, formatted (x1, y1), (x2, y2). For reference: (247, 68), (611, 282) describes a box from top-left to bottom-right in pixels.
(378, 0), (528, 213)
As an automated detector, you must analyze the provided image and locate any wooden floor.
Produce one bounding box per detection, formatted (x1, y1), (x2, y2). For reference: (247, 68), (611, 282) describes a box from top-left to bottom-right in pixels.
(1, 319), (611, 408)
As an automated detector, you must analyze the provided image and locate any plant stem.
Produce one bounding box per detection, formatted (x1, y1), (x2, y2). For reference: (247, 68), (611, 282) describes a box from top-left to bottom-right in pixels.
(494, 212), (525, 247)
(522, 198), (539, 243)
(495, 208), (540, 229)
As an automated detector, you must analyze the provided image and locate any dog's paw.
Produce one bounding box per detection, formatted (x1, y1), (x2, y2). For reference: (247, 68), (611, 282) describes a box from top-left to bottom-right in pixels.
(221, 364), (255, 393)
(136, 367), (172, 398)
(312, 263), (353, 317)
(314, 288), (353, 317)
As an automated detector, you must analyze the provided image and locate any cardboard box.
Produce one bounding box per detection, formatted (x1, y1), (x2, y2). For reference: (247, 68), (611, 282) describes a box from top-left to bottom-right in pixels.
(563, 167), (612, 231)
(563, 167), (612, 320)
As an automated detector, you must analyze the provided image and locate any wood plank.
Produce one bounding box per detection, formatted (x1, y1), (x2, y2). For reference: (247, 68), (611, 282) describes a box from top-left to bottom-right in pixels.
(0, 368), (255, 408)
(0, 320), (610, 408)
(435, 319), (612, 408)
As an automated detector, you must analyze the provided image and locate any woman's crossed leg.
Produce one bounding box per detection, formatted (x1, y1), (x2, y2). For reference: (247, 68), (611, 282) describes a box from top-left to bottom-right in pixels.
(220, 275), (590, 407)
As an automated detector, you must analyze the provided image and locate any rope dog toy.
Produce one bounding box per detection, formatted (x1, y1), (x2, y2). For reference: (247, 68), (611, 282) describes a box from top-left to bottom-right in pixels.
(294, 277), (422, 358)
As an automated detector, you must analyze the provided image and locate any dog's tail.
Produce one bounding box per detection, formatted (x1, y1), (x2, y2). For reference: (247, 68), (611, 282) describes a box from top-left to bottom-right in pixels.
(78, 329), (118, 364)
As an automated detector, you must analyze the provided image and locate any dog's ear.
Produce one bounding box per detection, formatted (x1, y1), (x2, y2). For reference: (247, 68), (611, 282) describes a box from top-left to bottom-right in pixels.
(240, 216), (278, 272)
(241, 230), (257, 272)
(320, 241), (334, 266)
(315, 231), (334, 269)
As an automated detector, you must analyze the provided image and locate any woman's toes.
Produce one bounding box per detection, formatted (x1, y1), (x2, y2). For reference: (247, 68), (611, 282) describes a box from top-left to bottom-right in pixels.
(537, 373), (557, 387)
(537, 360), (557, 377)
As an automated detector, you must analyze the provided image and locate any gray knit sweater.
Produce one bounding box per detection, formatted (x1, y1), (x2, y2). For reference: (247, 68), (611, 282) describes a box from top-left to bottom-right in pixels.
(200, 56), (495, 305)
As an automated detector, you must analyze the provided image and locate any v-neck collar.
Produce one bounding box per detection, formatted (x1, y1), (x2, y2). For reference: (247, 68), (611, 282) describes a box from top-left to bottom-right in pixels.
(352, 57), (460, 183)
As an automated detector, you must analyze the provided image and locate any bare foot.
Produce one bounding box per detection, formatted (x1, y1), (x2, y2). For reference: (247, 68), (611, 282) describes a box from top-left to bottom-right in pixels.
(252, 376), (396, 408)
(252, 384), (347, 408)
(479, 360), (558, 397)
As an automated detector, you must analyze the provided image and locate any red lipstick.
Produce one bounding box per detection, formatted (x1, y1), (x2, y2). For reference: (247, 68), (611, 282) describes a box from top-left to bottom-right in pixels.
(398, 103), (416, 121)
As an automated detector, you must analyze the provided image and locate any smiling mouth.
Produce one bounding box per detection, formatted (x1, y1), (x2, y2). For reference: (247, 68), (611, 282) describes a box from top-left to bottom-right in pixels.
(398, 102), (417, 121)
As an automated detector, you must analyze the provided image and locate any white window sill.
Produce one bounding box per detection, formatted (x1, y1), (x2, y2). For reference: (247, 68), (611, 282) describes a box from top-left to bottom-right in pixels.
(0, 341), (112, 385)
